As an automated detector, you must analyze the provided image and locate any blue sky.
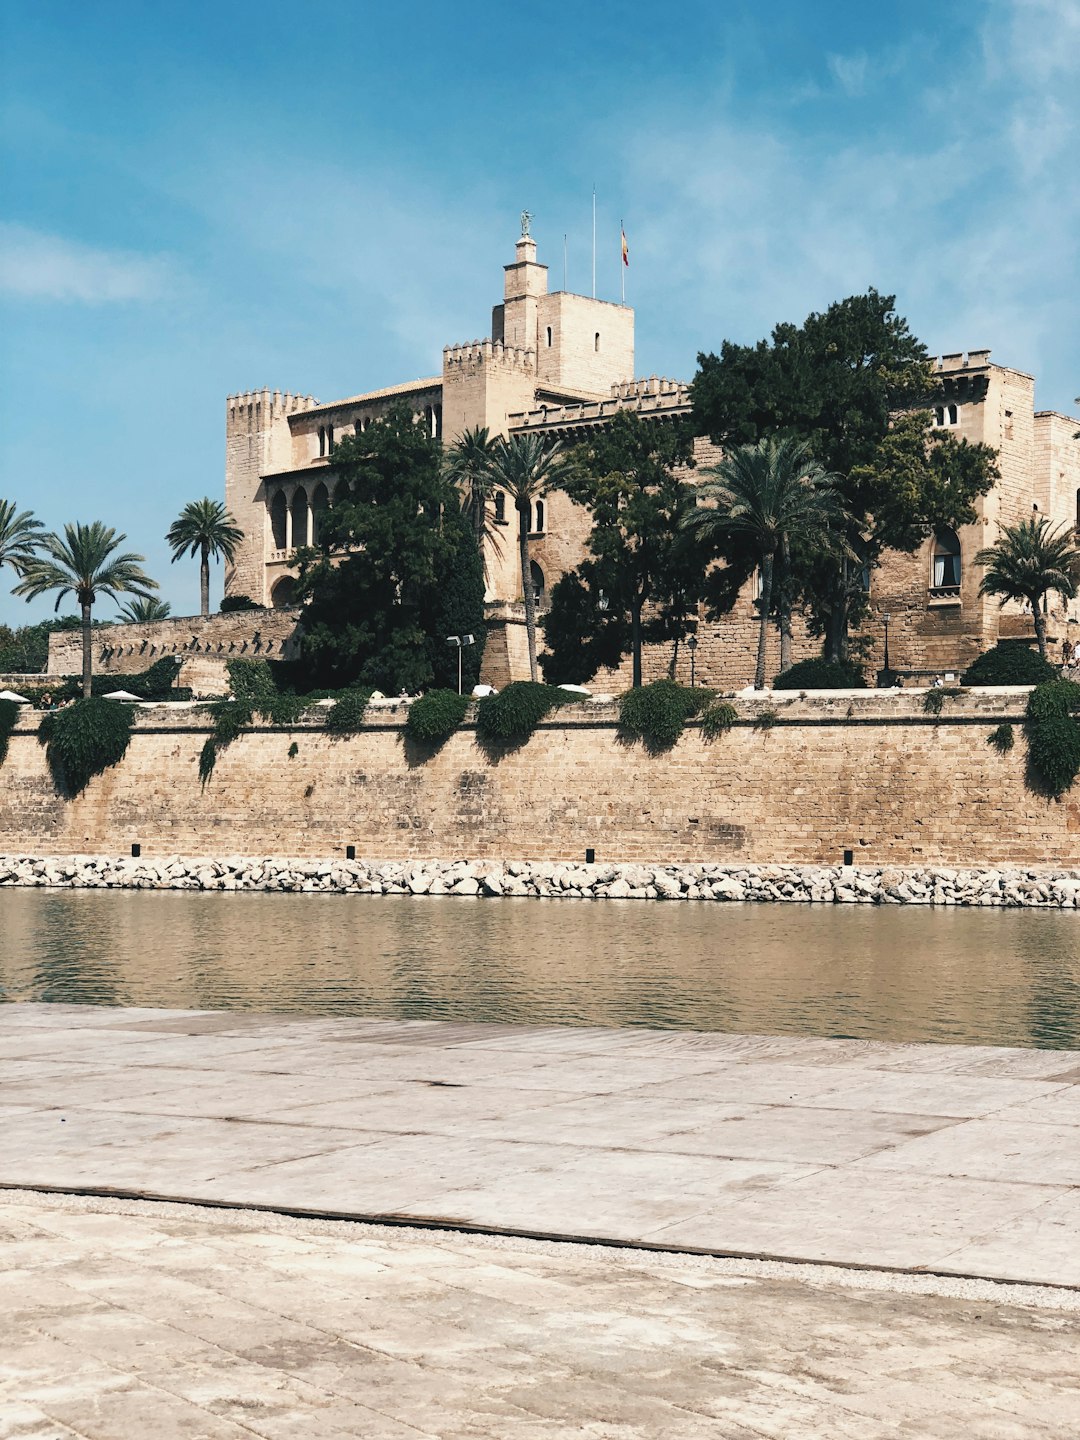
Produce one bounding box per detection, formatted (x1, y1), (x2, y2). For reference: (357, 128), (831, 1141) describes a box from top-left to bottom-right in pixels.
(2, 0), (1078, 626)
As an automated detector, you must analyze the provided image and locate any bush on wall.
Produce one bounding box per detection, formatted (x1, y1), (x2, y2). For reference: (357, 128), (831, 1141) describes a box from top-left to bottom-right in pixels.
(619, 679), (712, 750)
(700, 700), (738, 739)
(38, 698), (135, 796)
(772, 657), (865, 690)
(1026, 679), (1080, 796)
(476, 682), (583, 746)
(0, 697), (19, 767)
(226, 657), (278, 701)
(406, 688), (470, 745)
(962, 641), (1056, 687)
(326, 689), (373, 734)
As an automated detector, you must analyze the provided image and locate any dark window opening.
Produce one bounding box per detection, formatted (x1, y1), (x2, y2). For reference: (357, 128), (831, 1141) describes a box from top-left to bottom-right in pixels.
(932, 528), (961, 592)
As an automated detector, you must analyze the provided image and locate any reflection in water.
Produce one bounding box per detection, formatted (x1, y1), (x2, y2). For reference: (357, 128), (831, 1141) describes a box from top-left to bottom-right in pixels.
(1, 889), (1079, 1048)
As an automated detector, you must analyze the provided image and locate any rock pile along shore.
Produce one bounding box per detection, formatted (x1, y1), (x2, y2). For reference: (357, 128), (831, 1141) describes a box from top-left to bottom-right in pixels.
(2, 856), (1080, 906)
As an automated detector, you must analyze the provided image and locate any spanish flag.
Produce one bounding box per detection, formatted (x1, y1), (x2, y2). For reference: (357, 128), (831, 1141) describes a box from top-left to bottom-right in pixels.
(621, 226), (629, 266)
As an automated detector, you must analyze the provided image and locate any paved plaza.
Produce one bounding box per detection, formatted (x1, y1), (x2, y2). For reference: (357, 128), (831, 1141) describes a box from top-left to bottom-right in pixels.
(3, 1004), (1080, 1436)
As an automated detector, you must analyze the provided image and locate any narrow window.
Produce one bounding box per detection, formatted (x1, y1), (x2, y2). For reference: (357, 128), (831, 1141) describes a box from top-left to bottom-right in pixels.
(947, 404), (958, 425)
(270, 490), (287, 550)
(546, 326), (553, 347)
(311, 482), (329, 547)
(533, 500), (545, 532)
(594, 332), (601, 353)
(934, 407), (945, 427)
(494, 491), (506, 524)
(434, 404), (443, 440)
(318, 426), (326, 457)
(931, 528), (961, 592)
(530, 561), (546, 607)
(328, 423), (335, 452)
(1075, 488), (1080, 533)
(291, 487), (309, 549)
(355, 419), (363, 436)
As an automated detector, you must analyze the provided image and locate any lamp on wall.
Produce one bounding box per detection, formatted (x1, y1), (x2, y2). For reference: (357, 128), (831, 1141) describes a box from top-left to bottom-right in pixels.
(687, 634), (698, 688)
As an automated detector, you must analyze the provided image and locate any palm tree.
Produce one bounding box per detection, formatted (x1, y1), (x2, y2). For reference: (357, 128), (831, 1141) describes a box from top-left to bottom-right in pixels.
(0, 500), (43, 578)
(685, 437), (846, 689)
(117, 596), (172, 624)
(484, 434), (577, 682)
(13, 522), (158, 696)
(975, 517), (1080, 660)
(166, 499), (244, 618)
(445, 426), (497, 552)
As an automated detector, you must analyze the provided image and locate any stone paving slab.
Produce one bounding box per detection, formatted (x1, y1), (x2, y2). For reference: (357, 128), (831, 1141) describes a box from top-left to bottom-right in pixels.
(1, 1190), (1078, 1440)
(2, 1003), (1080, 1287)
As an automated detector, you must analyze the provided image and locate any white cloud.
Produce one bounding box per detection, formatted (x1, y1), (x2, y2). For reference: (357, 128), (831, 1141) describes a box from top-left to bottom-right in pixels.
(826, 51), (870, 98)
(0, 224), (173, 303)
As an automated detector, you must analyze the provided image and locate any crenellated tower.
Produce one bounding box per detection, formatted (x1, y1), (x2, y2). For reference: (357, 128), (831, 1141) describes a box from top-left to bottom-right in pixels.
(225, 389), (317, 603)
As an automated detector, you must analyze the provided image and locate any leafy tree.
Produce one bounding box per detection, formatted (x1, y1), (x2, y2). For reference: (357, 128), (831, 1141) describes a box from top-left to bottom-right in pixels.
(685, 437), (848, 689)
(12, 523), (158, 696)
(692, 290), (999, 659)
(166, 498), (244, 618)
(484, 433), (578, 682)
(117, 596), (172, 623)
(444, 426), (499, 564)
(975, 518), (1080, 660)
(427, 507), (486, 691)
(0, 500), (43, 578)
(542, 411), (704, 688)
(294, 404), (461, 693)
(0, 616), (94, 675)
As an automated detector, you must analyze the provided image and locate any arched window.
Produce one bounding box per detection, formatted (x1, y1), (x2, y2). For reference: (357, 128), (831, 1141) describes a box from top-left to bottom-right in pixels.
(530, 561), (546, 607)
(327, 423), (335, 452)
(291, 487), (309, 549)
(270, 490), (287, 550)
(434, 404), (443, 440)
(311, 482), (329, 546)
(546, 326), (553, 347)
(931, 528), (961, 593)
(531, 500), (545, 533)
(271, 576), (296, 610)
(494, 490), (506, 524)
(947, 404), (958, 426)
(594, 332), (601, 353)
(318, 427), (326, 457)
(934, 407), (945, 427)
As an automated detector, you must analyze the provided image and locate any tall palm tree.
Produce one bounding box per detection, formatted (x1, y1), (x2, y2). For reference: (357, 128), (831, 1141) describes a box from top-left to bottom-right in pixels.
(484, 433), (577, 682)
(117, 596), (172, 624)
(445, 426), (497, 552)
(975, 517), (1080, 660)
(0, 500), (43, 578)
(685, 437), (846, 689)
(166, 499), (244, 618)
(13, 522), (159, 696)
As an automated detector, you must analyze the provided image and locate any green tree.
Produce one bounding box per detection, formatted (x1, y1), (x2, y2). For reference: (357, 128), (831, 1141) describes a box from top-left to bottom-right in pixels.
(427, 508), (486, 691)
(684, 437), (847, 690)
(117, 596), (172, 623)
(295, 404), (460, 692)
(0, 500), (43, 578)
(166, 498), (244, 618)
(484, 433), (577, 682)
(444, 426), (498, 557)
(975, 518), (1080, 660)
(692, 290), (999, 659)
(13, 523), (158, 696)
(545, 411), (704, 687)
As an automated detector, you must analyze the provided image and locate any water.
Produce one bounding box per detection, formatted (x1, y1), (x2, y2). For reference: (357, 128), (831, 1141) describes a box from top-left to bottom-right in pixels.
(1, 889), (1079, 1048)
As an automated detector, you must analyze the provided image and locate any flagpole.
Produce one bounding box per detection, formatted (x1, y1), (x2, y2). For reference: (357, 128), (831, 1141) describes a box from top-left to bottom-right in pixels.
(563, 233), (567, 292)
(591, 187), (596, 299)
(620, 217), (625, 305)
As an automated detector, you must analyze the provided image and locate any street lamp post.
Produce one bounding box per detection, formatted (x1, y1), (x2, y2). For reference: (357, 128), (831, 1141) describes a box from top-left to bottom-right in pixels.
(687, 633), (698, 688)
(882, 612), (891, 675)
(446, 634), (475, 695)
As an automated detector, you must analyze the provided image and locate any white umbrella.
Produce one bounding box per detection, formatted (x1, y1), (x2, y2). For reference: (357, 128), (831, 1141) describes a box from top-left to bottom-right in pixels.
(0, 689), (30, 703)
(558, 684), (592, 695)
(472, 684), (497, 697)
(101, 690), (143, 702)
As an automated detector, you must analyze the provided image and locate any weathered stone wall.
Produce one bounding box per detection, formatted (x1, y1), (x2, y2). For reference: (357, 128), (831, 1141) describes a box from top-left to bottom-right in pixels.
(2, 690), (1075, 868)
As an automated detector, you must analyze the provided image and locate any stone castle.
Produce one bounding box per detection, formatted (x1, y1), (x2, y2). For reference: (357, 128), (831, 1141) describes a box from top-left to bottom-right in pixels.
(222, 227), (1080, 688)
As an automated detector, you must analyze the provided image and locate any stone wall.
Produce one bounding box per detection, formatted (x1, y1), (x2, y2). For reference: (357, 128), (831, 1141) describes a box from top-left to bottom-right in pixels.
(2, 690), (1075, 869)
(45, 611), (301, 697)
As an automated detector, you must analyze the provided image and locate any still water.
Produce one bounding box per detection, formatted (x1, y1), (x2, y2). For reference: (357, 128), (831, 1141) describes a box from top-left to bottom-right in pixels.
(1, 889), (1079, 1049)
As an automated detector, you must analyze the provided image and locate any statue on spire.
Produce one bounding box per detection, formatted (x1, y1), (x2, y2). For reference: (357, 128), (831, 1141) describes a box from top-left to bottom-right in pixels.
(520, 209), (533, 238)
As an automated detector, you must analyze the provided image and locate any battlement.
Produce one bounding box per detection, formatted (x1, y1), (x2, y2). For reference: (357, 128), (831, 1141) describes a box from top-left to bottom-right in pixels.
(226, 389), (319, 421)
(510, 376), (691, 434)
(443, 338), (536, 374)
(933, 351), (992, 373)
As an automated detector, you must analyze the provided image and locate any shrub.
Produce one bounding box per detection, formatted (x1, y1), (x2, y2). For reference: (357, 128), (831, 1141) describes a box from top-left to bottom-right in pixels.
(962, 642), (1055, 687)
(226, 657), (277, 701)
(700, 700), (738, 739)
(987, 722), (1014, 754)
(219, 595), (264, 612)
(753, 707), (779, 731)
(326, 689), (373, 733)
(922, 686), (962, 716)
(255, 693), (307, 727)
(772, 657), (865, 690)
(406, 688), (470, 745)
(618, 680), (712, 751)
(0, 698), (19, 766)
(38, 697), (135, 796)
(197, 699), (252, 785)
(1026, 680), (1080, 795)
(476, 681), (583, 746)
(287, 741), (299, 759)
